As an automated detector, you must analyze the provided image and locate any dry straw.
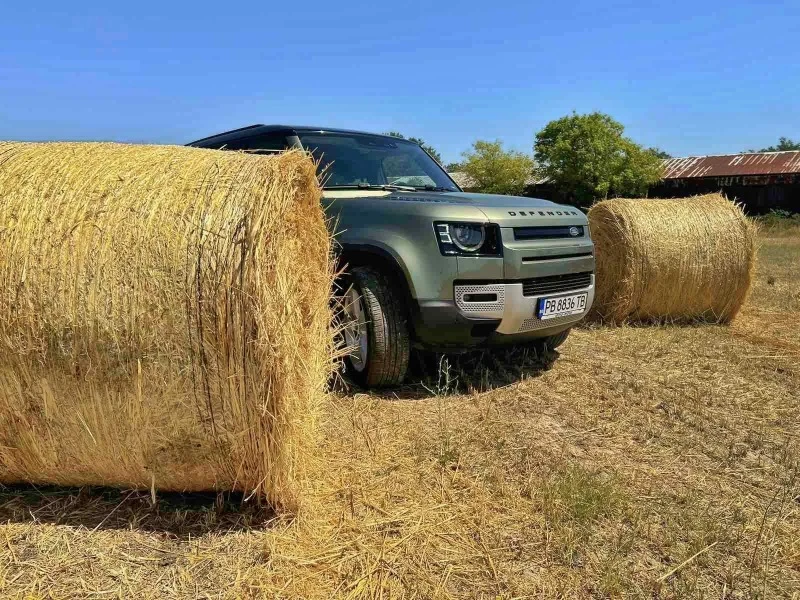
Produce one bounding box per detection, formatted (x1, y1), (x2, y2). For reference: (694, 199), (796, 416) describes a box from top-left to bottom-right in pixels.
(0, 142), (335, 512)
(588, 193), (757, 324)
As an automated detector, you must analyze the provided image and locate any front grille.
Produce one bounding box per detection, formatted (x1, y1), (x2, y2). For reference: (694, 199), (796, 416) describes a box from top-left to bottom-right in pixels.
(514, 225), (584, 240)
(522, 272), (592, 297)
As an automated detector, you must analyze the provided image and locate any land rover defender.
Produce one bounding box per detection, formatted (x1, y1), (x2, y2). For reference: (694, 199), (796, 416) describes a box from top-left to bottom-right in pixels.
(188, 126), (595, 387)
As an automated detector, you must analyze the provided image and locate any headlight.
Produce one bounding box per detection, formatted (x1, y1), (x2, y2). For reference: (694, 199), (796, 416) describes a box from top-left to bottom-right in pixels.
(451, 224), (485, 251)
(435, 222), (501, 256)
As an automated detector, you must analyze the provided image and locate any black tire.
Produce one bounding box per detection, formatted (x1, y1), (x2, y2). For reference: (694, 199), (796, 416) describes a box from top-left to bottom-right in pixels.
(342, 266), (410, 388)
(534, 328), (571, 352)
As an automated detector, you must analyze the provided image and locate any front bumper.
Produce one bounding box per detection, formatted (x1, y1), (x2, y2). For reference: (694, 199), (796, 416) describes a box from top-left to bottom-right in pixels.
(412, 275), (595, 349)
(455, 276), (595, 334)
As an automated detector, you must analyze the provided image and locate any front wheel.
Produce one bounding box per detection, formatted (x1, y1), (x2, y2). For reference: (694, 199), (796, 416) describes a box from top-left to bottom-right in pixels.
(532, 328), (571, 352)
(341, 267), (410, 388)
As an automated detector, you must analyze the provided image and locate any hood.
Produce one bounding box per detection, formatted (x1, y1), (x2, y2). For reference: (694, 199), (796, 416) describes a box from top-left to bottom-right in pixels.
(376, 190), (560, 208)
(321, 189), (586, 225)
(441, 191), (561, 208)
(385, 191), (585, 224)
(324, 189), (559, 206)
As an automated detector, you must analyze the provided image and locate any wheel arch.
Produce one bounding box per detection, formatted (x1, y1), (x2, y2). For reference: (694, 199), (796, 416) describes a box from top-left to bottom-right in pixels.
(338, 243), (415, 295)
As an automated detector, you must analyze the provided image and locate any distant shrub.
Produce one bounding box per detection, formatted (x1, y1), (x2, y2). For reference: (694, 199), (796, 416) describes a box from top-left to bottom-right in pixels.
(757, 209), (800, 230)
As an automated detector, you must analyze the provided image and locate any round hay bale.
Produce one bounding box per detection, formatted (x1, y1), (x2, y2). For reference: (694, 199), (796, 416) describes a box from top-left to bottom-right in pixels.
(0, 142), (334, 512)
(588, 194), (757, 324)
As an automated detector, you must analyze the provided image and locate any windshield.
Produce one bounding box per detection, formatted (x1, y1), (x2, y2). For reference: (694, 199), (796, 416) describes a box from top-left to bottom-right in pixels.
(297, 132), (459, 191)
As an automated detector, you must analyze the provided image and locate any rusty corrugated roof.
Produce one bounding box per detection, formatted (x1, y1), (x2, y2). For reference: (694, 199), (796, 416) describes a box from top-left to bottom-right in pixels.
(448, 171), (547, 190)
(662, 151), (800, 179)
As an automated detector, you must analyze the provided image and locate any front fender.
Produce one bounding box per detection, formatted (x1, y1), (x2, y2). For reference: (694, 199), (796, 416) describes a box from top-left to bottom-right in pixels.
(336, 226), (456, 301)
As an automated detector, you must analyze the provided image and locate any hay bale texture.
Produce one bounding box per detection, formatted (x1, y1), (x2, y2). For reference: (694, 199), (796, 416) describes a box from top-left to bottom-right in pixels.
(0, 142), (334, 511)
(588, 194), (756, 324)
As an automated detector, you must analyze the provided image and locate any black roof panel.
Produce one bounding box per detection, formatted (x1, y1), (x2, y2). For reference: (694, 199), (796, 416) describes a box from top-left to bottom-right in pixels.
(187, 125), (413, 147)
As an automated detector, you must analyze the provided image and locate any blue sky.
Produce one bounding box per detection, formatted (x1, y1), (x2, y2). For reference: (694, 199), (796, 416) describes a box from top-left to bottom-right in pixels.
(1, 0), (798, 164)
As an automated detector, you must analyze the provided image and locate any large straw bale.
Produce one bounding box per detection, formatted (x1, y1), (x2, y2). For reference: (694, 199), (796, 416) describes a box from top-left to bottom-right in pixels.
(588, 194), (756, 324)
(0, 142), (334, 511)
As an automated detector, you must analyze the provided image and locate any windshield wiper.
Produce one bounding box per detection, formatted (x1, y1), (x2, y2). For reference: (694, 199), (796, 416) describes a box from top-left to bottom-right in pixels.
(415, 185), (458, 192)
(325, 183), (417, 192)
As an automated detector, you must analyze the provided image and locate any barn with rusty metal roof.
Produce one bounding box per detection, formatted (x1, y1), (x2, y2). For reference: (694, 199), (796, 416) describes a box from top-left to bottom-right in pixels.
(651, 151), (800, 213)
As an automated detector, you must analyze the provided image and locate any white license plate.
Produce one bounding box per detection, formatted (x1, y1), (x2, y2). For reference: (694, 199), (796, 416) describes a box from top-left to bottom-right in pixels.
(537, 292), (588, 320)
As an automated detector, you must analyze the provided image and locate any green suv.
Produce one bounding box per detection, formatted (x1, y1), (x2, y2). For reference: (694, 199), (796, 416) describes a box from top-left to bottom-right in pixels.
(189, 126), (595, 387)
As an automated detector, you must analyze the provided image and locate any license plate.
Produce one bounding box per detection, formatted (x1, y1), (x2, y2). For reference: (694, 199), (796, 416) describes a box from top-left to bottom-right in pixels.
(537, 292), (588, 320)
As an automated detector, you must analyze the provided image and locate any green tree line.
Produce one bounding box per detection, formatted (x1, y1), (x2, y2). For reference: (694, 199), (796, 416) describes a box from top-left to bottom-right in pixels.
(391, 112), (668, 204)
(391, 117), (796, 205)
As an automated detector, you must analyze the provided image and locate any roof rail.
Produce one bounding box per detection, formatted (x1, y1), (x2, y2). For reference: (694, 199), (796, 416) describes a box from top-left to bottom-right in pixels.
(188, 124), (265, 145)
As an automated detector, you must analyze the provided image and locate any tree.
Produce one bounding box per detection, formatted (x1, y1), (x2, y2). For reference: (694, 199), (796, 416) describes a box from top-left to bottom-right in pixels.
(647, 147), (672, 159)
(445, 161), (465, 172)
(460, 140), (534, 196)
(384, 131), (442, 163)
(534, 112), (664, 205)
(755, 137), (800, 152)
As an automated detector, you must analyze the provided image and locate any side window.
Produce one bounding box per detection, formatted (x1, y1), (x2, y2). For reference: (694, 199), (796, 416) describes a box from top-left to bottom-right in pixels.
(226, 134), (288, 154)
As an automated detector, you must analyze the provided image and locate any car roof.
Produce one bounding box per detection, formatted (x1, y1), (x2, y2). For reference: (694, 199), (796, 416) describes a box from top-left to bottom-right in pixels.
(187, 124), (411, 147)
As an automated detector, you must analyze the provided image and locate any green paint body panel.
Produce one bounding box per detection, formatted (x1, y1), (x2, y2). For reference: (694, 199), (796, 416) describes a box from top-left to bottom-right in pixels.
(324, 190), (593, 304)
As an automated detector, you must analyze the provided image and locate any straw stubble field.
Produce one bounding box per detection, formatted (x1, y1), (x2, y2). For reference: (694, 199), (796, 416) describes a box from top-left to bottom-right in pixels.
(0, 227), (798, 599)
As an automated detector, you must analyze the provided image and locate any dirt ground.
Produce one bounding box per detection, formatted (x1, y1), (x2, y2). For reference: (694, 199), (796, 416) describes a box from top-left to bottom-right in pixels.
(1, 227), (798, 599)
